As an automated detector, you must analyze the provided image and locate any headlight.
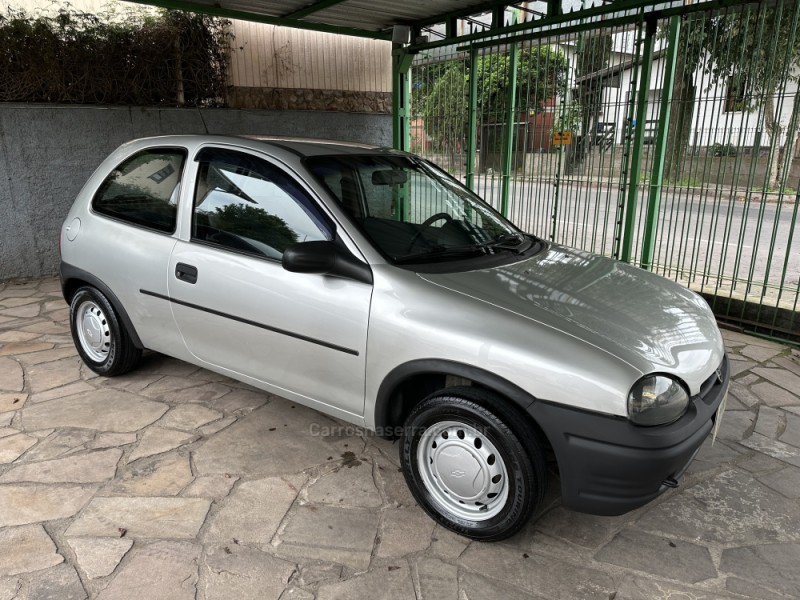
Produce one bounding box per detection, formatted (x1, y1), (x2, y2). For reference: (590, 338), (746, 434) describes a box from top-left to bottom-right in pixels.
(627, 375), (690, 426)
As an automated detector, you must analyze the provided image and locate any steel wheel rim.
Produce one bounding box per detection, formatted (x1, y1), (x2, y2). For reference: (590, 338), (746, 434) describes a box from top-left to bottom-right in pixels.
(75, 300), (111, 363)
(417, 420), (509, 521)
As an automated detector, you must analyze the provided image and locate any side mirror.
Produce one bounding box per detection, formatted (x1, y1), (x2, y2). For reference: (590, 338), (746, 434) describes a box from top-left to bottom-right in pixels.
(282, 241), (373, 285)
(282, 241), (336, 275)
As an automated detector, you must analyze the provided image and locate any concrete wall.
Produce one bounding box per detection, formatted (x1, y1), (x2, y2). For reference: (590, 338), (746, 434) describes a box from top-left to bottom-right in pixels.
(0, 104), (392, 280)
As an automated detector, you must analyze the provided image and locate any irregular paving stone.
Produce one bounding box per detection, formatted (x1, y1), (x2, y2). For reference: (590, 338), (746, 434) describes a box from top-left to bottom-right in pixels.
(26, 357), (81, 393)
(752, 382), (800, 407)
(210, 389), (269, 413)
(0, 525), (63, 576)
(725, 577), (788, 600)
(779, 412), (800, 448)
(30, 381), (94, 404)
(0, 299), (40, 311)
(373, 452), (415, 507)
(0, 433), (37, 464)
(281, 588), (314, 600)
(0, 414), (11, 428)
(595, 528), (716, 583)
(614, 575), (737, 600)
(728, 382), (761, 408)
(182, 474), (238, 499)
(68, 537), (133, 579)
(533, 507), (628, 549)
(416, 557), (458, 600)
(728, 357), (758, 377)
(754, 406), (785, 438)
(97, 541), (200, 600)
(460, 571), (544, 600)
(758, 466), (800, 499)
(28, 564), (86, 600)
(87, 432), (138, 449)
(194, 403), (352, 477)
(20, 429), (95, 462)
(93, 371), (165, 394)
(460, 543), (615, 599)
(0, 427), (18, 439)
(0, 393), (26, 413)
(740, 345), (784, 363)
(317, 564), (415, 600)
(0, 304), (40, 318)
(0, 342), (54, 357)
(205, 476), (301, 544)
(637, 469), (800, 544)
(717, 410), (755, 442)
(154, 382), (232, 405)
(429, 525), (470, 560)
(17, 347), (79, 367)
(737, 451), (789, 474)
(276, 505), (380, 571)
(0, 484), (95, 527)
(127, 428), (195, 462)
(377, 507), (435, 558)
(140, 376), (206, 399)
(202, 545), (296, 600)
(307, 461), (382, 508)
(159, 404), (223, 431)
(0, 578), (21, 600)
(721, 543), (800, 599)
(0, 448), (121, 483)
(147, 357), (201, 377)
(297, 564), (344, 587)
(198, 416), (236, 436)
(22, 390), (168, 432)
(753, 367), (800, 396)
(740, 432), (800, 467)
(0, 358), (23, 391)
(65, 497), (211, 539)
(772, 356), (800, 377)
(105, 453), (193, 496)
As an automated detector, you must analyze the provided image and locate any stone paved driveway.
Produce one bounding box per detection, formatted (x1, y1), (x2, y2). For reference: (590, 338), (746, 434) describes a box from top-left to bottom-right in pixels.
(1, 278), (800, 599)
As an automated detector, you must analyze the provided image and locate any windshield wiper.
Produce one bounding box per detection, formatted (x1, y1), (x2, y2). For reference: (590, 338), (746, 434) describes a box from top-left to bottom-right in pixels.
(394, 245), (487, 264)
(478, 233), (531, 254)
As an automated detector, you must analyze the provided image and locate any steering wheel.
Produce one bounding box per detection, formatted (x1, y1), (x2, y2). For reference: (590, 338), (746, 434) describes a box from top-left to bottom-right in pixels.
(406, 213), (453, 252)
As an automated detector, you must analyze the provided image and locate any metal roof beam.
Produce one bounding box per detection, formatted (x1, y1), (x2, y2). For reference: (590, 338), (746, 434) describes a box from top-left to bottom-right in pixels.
(134, 0), (392, 39)
(283, 0), (351, 20)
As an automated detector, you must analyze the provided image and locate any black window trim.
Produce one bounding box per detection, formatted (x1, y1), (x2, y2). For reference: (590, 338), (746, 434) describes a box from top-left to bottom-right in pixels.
(90, 146), (189, 236)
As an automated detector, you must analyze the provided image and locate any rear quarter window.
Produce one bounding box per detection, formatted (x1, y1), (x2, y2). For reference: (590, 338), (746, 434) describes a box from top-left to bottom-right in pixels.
(92, 148), (187, 233)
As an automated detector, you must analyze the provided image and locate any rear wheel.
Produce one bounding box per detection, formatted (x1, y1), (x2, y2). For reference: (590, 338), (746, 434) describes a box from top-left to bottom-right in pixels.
(70, 286), (141, 376)
(400, 386), (546, 541)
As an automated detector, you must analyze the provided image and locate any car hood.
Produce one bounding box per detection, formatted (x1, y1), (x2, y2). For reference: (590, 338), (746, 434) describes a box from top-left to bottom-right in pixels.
(418, 243), (724, 391)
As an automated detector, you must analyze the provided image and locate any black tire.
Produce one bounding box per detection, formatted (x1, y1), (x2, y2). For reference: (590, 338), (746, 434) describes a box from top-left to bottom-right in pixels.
(400, 386), (546, 541)
(69, 286), (142, 376)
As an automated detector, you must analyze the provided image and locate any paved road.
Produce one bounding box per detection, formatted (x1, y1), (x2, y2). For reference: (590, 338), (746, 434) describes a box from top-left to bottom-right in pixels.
(2, 279), (800, 598)
(469, 176), (800, 307)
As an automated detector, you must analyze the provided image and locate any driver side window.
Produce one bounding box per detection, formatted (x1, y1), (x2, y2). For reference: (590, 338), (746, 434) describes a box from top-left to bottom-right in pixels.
(192, 148), (333, 260)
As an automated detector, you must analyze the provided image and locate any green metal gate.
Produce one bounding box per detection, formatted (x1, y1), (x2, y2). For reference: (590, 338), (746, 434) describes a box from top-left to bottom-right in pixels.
(396, 0), (800, 345)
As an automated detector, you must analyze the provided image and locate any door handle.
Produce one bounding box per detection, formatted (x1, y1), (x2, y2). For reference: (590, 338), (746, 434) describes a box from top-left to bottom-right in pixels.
(175, 263), (198, 284)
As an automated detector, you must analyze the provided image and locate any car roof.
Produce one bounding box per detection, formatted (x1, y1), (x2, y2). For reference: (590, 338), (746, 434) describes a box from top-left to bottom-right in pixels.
(240, 135), (394, 157)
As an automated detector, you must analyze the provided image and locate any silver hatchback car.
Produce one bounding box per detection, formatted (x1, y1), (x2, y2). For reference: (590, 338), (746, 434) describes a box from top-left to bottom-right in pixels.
(60, 135), (729, 541)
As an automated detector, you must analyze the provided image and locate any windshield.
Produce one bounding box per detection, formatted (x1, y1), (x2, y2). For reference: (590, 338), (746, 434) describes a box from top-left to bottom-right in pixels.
(305, 154), (531, 264)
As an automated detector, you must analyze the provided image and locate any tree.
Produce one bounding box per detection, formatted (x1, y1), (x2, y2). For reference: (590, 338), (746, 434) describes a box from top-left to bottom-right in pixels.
(420, 45), (570, 161)
(701, 3), (800, 189)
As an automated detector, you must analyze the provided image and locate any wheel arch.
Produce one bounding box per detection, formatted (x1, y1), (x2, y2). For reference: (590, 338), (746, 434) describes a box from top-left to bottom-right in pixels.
(373, 359), (546, 442)
(60, 261), (144, 350)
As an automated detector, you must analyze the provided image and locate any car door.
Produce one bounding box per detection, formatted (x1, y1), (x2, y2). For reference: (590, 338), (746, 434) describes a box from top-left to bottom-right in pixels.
(167, 146), (372, 418)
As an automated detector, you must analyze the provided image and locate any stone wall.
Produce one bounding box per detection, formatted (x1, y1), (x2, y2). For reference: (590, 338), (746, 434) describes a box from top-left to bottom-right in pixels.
(0, 103), (392, 280)
(227, 87), (392, 114)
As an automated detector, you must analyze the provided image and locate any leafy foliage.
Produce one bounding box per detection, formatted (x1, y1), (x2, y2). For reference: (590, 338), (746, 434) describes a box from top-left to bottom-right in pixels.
(419, 46), (570, 153)
(0, 6), (231, 105)
(212, 204), (298, 253)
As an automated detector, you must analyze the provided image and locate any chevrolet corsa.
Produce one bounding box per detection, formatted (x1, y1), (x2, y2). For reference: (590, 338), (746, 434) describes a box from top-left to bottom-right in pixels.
(60, 136), (729, 541)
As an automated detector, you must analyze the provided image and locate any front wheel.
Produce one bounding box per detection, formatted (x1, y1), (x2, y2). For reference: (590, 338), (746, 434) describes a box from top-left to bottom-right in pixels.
(69, 286), (142, 376)
(400, 387), (546, 541)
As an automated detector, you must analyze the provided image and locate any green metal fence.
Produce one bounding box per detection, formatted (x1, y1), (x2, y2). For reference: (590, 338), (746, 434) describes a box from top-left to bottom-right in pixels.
(400, 0), (800, 344)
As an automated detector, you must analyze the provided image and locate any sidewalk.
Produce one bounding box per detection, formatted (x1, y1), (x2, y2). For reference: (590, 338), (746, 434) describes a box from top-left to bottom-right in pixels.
(1, 277), (799, 599)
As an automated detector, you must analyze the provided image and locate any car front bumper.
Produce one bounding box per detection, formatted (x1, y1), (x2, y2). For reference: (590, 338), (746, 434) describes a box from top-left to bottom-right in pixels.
(528, 355), (729, 516)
